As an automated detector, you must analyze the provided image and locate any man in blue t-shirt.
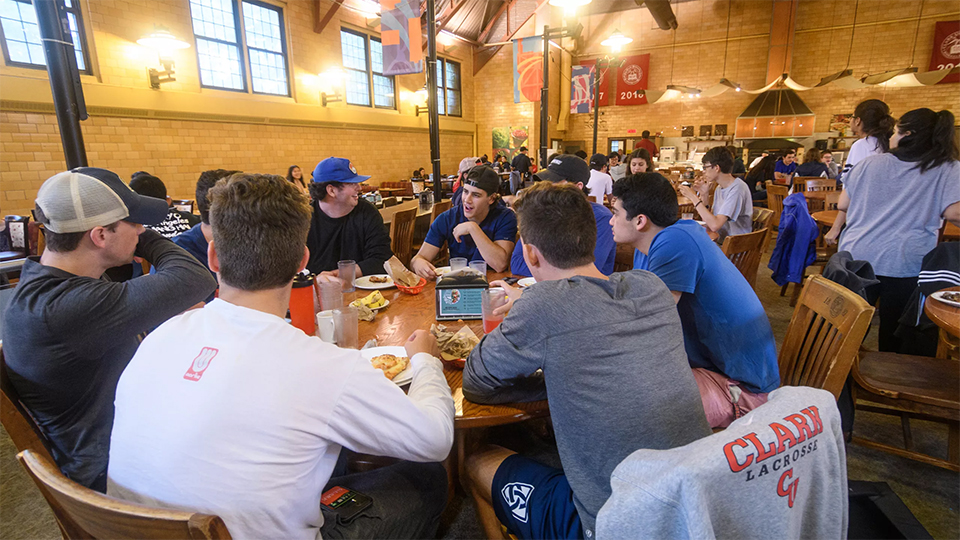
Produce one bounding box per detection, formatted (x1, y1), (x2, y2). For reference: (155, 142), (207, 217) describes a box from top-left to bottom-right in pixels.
(610, 173), (780, 428)
(411, 166), (517, 278)
(774, 149), (798, 183)
(512, 154), (616, 276)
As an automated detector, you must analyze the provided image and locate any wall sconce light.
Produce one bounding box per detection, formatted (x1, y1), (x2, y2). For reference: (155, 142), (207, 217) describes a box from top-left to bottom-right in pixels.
(319, 67), (347, 107)
(322, 92), (343, 106)
(137, 26), (190, 89)
(414, 84), (428, 116)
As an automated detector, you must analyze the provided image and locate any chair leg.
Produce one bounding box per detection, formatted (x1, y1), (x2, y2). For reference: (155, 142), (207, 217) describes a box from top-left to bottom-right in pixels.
(780, 283), (789, 297)
(900, 414), (913, 451)
(949, 422), (959, 465)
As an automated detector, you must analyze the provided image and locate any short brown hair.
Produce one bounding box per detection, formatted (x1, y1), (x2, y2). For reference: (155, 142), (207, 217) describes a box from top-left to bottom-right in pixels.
(513, 182), (595, 269)
(208, 173), (312, 290)
(197, 169), (241, 224)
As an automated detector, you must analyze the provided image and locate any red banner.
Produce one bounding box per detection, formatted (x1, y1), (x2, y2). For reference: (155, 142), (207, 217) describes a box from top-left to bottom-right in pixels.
(615, 54), (650, 105)
(579, 60), (611, 107)
(929, 20), (960, 84)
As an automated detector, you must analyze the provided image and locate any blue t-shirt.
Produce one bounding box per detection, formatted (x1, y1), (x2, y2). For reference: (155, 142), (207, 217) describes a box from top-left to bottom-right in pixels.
(511, 202), (616, 277)
(424, 203), (518, 262)
(633, 220), (779, 393)
(775, 160), (797, 176)
(172, 223), (217, 302)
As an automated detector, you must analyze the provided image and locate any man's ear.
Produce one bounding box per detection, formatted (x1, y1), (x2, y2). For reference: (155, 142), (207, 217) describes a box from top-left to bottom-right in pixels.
(635, 214), (650, 233)
(88, 226), (109, 249)
(207, 240), (220, 273)
(299, 246), (309, 272)
(522, 242), (541, 269)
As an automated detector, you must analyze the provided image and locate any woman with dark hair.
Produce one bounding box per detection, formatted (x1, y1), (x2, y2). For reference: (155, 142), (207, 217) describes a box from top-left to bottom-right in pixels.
(286, 165), (308, 196)
(744, 154), (777, 201)
(837, 108), (960, 352)
(794, 148), (829, 178)
(824, 99), (897, 244)
(628, 148), (653, 174)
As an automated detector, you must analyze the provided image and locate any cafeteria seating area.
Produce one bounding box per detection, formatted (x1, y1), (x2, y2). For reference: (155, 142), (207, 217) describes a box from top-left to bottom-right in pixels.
(2, 0), (959, 538)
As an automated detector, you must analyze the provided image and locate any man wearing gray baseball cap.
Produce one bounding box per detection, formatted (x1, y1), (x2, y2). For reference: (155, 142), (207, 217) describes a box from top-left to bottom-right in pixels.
(2, 167), (217, 491)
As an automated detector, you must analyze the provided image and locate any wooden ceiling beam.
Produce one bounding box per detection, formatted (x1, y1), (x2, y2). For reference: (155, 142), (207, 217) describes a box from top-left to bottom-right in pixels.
(477, 0), (514, 44)
(474, 0), (549, 75)
(314, 0), (344, 35)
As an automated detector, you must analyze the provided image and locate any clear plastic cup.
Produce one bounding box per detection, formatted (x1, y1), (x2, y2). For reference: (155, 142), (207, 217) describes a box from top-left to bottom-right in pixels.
(450, 258), (468, 271)
(318, 281), (343, 312)
(338, 260), (357, 293)
(333, 306), (359, 349)
(469, 261), (487, 276)
(681, 213), (694, 220)
(481, 288), (508, 334)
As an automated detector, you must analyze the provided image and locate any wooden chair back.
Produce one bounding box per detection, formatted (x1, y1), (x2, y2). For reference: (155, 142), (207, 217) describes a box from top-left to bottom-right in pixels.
(17, 449), (232, 539)
(677, 202), (696, 218)
(430, 200), (452, 225)
(382, 197), (399, 208)
(805, 178), (837, 192)
(765, 181), (788, 227)
(389, 207), (417, 267)
(792, 176), (816, 192)
(613, 243), (634, 273)
(824, 191), (841, 210)
(720, 229), (767, 288)
(778, 275), (875, 399)
(1, 346), (57, 464)
(751, 207), (775, 257)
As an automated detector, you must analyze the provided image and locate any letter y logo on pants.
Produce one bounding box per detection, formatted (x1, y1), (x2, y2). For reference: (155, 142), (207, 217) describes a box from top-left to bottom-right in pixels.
(501, 482), (535, 523)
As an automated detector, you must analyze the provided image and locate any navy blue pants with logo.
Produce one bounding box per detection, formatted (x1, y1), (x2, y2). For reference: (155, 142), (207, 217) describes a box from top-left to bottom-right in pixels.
(491, 454), (583, 540)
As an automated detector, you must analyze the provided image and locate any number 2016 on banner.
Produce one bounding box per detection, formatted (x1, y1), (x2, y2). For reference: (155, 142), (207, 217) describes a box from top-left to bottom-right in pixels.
(620, 91), (643, 100)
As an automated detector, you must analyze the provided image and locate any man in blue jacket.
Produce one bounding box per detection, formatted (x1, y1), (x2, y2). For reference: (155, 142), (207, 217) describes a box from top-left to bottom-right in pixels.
(611, 173), (780, 428)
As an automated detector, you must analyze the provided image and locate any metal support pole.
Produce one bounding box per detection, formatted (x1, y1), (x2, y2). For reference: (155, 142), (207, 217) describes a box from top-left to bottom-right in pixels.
(539, 25), (550, 170)
(34, 0), (87, 169)
(592, 58), (601, 156)
(426, 0), (442, 200)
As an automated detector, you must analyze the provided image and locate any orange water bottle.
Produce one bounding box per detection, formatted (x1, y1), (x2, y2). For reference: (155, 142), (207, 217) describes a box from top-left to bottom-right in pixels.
(290, 273), (316, 336)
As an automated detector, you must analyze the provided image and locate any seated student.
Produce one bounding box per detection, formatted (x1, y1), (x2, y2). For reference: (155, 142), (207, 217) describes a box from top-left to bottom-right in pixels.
(511, 154), (616, 276)
(462, 182), (710, 540)
(129, 172), (199, 238)
(679, 146), (753, 242)
(611, 173), (780, 428)
(2, 168), (216, 491)
(586, 153), (613, 203)
(411, 166), (517, 277)
(794, 148), (830, 178)
(608, 151), (627, 181)
(305, 157), (393, 277)
(774, 149), (798, 183)
(108, 173), (453, 540)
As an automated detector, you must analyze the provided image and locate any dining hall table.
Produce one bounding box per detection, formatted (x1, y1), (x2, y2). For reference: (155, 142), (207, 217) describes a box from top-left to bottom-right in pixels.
(924, 286), (960, 359)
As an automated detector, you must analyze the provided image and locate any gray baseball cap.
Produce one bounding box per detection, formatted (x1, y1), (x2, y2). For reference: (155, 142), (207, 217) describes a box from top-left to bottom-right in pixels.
(35, 167), (168, 233)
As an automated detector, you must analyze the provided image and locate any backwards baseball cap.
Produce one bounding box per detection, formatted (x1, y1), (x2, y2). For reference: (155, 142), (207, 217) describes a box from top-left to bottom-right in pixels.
(536, 154), (590, 185)
(35, 167), (168, 234)
(462, 165), (500, 196)
(312, 157), (371, 184)
(458, 157), (481, 175)
(589, 153), (608, 168)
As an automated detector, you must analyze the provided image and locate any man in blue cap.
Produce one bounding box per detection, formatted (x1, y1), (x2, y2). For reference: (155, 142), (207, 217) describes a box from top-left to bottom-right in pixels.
(305, 157), (393, 277)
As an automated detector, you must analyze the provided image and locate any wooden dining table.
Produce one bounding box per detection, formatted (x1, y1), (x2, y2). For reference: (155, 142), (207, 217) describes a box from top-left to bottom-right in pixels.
(925, 286), (960, 339)
(811, 209), (838, 228)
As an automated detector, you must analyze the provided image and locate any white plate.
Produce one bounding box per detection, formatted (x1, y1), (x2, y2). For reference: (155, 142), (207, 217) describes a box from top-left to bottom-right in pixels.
(517, 277), (536, 288)
(350, 298), (390, 311)
(355, 275), (395, 289)
(931, 290), (960, 308)
(361, 346), (413, 386)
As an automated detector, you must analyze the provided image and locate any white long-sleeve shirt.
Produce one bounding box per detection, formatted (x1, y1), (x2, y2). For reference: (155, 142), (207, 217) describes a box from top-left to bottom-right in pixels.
(107, 299), (454, 540)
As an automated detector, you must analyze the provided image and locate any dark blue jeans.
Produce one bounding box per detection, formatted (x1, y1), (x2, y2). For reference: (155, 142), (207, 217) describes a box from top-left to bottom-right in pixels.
(319, 454), (447, 540)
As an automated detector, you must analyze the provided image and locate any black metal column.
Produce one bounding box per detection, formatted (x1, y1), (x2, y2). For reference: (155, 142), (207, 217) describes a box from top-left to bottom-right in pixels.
(426, 0), (442, 200)
(34, 0), (87, 169)
(539, 26), (549, 169)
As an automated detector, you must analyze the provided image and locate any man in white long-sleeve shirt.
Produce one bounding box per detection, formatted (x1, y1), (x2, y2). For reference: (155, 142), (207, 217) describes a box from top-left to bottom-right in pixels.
(107, 173), (454, 540)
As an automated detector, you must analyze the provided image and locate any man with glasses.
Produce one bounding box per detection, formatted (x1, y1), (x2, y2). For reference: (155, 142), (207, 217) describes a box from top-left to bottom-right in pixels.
(679, 147), (753, 242)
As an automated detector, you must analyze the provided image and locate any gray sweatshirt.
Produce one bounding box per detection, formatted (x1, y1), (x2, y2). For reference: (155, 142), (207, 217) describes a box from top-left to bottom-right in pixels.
(463, 270), (711, 535)
(596, 386), (848, 540)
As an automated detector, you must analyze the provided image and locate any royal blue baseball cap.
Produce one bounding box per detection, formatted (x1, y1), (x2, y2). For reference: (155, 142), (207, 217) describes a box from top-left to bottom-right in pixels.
(312, 157), (371, 184)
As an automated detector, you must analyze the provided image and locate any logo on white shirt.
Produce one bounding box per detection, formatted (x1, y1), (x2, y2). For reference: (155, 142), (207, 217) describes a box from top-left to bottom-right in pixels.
(501, 482), (535, 523)
(184, 347), (218, 381)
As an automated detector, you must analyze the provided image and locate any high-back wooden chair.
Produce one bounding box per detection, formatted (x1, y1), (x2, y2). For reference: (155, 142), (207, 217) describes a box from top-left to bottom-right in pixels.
(382, 197), (399, 208)
(765, 181), (789, 228)
(806, 178), (837, 192)
(677, 202), (696, 218)
(824, 191), (841, 210)
(430, 199), (452, 225)
(778, 275), (875, 399)
(792, 176), (817, 193)
(17, 450), (233, 539)
(613, 243), (634, 273)
(389, 207), (417, 267)
(751, 207), (775, 255)
(720, 229), (767, 288)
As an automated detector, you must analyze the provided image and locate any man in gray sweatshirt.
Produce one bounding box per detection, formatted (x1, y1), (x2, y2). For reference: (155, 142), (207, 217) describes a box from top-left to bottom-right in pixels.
(462, 182), (711, 540)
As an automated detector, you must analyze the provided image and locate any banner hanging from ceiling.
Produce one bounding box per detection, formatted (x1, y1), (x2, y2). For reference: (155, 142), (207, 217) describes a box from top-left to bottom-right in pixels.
(614, 53), (650, 105)
(929, 20), (960, 84)
(513, 36), (543, 103)
(380, 0), (423, 76)
(570, 65), (593, 113)
(580, 60), (611, 109)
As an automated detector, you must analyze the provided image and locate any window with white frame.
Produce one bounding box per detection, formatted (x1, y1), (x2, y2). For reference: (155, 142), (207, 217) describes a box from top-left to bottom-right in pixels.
(340, 28), (395, 109)
(188, 0), (289, 96)
(436, 57), (460, 117)
(0, 0), (90, 73)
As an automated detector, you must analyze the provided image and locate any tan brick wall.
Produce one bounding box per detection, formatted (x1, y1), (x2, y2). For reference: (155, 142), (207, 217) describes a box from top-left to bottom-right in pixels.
(0, 111), (473, 216)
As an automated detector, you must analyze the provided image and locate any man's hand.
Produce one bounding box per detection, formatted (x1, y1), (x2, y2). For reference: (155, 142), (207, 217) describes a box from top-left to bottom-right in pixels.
(452, 222), (479, 244)
(405, 329), (441, 359)
(677, 184), (699, 204)
(316, 271), (341, 284)
(489, 280), (522, 317)
(411, 256), (438, 279)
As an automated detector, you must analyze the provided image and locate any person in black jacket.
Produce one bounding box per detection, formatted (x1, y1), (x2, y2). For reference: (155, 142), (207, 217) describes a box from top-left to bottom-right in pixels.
(305, 157), (393, 277)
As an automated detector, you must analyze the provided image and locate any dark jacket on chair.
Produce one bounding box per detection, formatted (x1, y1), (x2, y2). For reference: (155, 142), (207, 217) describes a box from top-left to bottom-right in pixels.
(768, 192), (819, 286)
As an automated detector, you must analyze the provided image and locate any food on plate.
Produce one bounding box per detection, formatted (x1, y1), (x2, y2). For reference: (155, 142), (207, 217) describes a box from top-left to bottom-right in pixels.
(430, 323), (480, 360)
(368, 275), (390, 283)
(941, 291), (960, 303)
(356, 304), (375, 322)
(351, 290), (386, 309)
(384, 256), (420, 287)
(371, 354), (409, 380)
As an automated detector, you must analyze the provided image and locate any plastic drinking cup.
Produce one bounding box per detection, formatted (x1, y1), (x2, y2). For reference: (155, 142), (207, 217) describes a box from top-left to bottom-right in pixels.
(333, 306), (359, 349)
(469, 261), (487, 276)
(481, 288), (507, 334)
(318, 281), (343, 312)
(450, 258), (467, 271)
(338, 260), (357, 293)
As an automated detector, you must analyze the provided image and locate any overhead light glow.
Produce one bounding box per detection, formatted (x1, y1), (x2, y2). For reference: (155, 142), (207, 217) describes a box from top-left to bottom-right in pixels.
(354, 0), (380, 18)
(548, 0), (592, 15)
(137, 27), (190, 52)
(600, 29), (633, 53)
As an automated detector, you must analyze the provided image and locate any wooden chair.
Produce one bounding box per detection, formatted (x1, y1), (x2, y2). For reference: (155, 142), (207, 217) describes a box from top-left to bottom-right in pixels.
(382, 197), (399, 208)
(1, 346), (56, 465)
(751, 207), (774, 256)
(778, 275), (875, 399)
(17, 449), (233, 539)
(805, 178), (837, 192)
(720, 229), (767, 288)
(852, 352), (960, 471)
(613, 243), (634, 273)
(824, 191), (841, 211)
(430, 200), (452, 224)
(389, 207), (417, 267)
(765, 181), (788, 228)
(792, 176), (817, 193)
(677, 202), (696, 218)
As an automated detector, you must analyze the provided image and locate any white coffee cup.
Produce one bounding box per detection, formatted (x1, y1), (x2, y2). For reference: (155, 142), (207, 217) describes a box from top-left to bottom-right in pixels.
(316, 310), (336, 343)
